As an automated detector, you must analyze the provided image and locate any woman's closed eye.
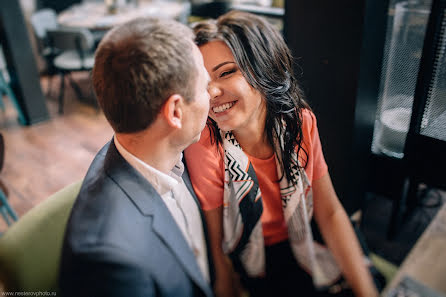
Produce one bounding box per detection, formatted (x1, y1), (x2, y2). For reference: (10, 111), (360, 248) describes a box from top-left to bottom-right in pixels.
(220, 68), (237, 78)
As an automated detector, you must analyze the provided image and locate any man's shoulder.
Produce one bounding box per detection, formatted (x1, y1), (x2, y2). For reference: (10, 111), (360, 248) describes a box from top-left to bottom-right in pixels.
(64, 141), (152, 248)
(83, 141), (111, 180)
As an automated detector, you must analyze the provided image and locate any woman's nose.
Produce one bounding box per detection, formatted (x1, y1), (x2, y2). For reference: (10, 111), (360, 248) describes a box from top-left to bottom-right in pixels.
(207, 82), (222, 100)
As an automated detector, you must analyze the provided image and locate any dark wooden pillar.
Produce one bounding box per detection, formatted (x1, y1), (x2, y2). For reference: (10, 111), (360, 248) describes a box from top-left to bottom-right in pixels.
(284, 0), (388, 213)
(0, 0), (49, 125)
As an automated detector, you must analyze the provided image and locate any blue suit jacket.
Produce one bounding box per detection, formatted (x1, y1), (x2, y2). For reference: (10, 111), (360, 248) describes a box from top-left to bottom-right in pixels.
(59, 140), (214, 297)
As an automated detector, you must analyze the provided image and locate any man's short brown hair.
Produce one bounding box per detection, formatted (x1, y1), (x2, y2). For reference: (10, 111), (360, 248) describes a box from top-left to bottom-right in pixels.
(93, 17), (196, 133)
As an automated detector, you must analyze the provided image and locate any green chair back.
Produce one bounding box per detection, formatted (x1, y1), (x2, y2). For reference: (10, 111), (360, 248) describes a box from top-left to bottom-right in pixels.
(0, 180), (81, 292)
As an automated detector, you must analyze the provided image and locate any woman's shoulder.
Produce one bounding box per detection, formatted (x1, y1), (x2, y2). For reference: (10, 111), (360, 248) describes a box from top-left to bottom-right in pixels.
(300, 108), (317, 134)
(184, 125), (225, 210)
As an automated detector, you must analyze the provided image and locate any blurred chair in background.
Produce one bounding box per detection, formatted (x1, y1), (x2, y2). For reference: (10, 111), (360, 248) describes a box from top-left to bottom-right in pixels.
(46, 28), (95, 114)
(30, 8), (60, 98)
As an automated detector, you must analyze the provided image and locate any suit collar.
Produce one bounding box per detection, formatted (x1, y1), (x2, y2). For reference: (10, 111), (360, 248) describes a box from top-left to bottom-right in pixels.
(103, 140), (213, 297)
(113, 135), (183, 196)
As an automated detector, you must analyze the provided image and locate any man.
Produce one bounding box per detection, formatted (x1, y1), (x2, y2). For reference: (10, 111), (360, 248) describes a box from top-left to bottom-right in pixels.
(59, 17), (212, 297)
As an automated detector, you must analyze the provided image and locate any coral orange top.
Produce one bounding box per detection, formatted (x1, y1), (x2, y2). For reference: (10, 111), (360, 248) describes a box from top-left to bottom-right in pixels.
(184, 109), (328, 245)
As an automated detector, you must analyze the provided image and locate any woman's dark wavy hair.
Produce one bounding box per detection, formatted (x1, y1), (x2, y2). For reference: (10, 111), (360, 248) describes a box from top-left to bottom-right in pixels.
(193, 10), (310, 185)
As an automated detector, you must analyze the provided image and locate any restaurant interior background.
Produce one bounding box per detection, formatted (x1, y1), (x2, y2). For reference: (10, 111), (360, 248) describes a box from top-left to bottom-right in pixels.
(0, 0), (445, 295)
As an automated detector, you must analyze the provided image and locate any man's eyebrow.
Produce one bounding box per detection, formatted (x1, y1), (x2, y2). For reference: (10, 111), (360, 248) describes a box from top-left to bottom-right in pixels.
(212, 61), (235, 72)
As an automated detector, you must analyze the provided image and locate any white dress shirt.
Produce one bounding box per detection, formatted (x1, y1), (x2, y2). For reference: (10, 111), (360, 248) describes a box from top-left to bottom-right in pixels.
(114, 136), (209, 282)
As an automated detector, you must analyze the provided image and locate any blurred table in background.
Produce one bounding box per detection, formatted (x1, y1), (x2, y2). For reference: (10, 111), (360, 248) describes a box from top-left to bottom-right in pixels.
(58, 1), (190, 31)
(383, 203), (446, 296)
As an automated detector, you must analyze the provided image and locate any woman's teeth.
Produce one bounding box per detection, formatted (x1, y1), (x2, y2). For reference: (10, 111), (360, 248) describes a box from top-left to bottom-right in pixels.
(213, 101), (235, 113)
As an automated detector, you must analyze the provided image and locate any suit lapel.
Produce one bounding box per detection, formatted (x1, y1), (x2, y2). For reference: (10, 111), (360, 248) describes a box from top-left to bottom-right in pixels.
(183, 157), (215, 285)
(103, 140), (212, 297)
(181, 161), (201, 210)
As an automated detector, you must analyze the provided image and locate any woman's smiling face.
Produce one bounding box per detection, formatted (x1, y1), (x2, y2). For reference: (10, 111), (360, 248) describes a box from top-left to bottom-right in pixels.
(199, 40), (266, 133)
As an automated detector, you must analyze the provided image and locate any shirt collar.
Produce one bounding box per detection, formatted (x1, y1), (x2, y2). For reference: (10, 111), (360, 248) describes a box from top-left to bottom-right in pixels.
(114, 135), (183, 196)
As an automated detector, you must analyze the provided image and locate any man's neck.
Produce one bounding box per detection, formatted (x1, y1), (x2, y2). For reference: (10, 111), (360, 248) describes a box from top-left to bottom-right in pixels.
(115, 131), (181, 174)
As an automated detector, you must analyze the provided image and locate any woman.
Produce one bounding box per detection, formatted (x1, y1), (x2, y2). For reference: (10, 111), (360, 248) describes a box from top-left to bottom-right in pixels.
(185, 11), (378, 297)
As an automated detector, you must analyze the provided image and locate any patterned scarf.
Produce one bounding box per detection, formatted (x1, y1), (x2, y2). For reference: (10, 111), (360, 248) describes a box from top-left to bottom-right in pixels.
(221, 130), (341, 288)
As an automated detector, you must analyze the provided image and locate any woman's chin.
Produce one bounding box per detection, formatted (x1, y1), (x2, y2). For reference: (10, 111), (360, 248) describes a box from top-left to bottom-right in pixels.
(210, 115), (237, 133)
(214, 121), (232, 132)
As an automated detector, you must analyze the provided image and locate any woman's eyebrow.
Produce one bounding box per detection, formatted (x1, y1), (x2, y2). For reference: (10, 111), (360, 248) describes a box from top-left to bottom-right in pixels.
(212, 61), (236, 72)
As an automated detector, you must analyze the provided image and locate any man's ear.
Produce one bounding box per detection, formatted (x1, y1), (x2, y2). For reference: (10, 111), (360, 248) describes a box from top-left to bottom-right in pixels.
(162, 94), (184, 129)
